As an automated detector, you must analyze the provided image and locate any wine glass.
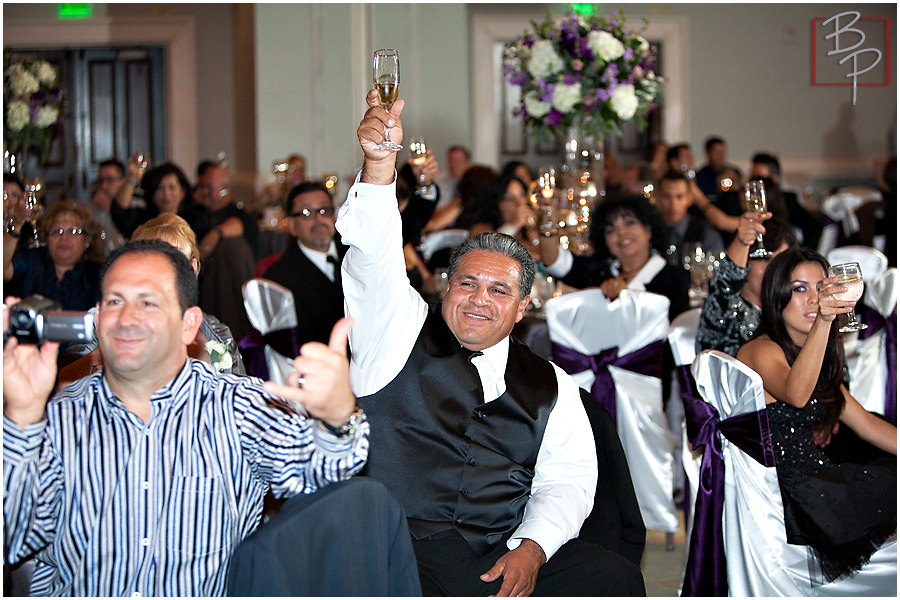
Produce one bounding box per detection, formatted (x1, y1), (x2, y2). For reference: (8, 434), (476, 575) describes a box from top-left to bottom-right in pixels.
(132, 152), (149, 180)
(23, 183), (43, 248)
(744, 179), (770, 259)
(827, 262), (867, 333)
(372, 49), (402, 151)
(536, 165), (558, 237)
(408, 136), (430, 195)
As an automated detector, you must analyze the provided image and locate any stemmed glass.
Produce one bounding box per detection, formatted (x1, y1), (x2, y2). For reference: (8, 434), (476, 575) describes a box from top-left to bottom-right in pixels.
(744, 179), (770, 258)
(408, 137), (430, 195)
(536, 165), (558, 237)
(24, 182), (43, 248)
(372, 49), (402, 151)
(827, 262), (867, 332)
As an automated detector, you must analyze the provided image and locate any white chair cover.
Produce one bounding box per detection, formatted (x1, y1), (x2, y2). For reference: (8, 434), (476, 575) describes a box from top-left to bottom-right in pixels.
(418, 228), (469, 262)
(826, 245), (889, 282)
(821, 186), (883, 238)
(846, 267), (897, 416)
(241, 278), (298, 385)
(545, 289), (678, 533)
(690, 350), (897, 597)
(666, 308), (703, 570)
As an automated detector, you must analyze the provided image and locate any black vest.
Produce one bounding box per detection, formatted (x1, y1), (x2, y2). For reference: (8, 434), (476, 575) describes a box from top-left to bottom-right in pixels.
(360, 310), (558, 555)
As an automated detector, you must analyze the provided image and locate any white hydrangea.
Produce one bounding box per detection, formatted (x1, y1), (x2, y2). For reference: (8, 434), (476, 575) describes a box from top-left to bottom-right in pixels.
(587, 30), (625, 62)
(215, 352), (233, 371)
(552, 81), (582, 114)
(8, 65), (39, 96)
(610, 84), (638, 120)
(636, 36), (650, 57)
(34, 105), (59, 128)
(6, 101), (30, 132)
(523, 91), (551, 118)
(527, 40), (564, 79)
(34, 61), (57, 86)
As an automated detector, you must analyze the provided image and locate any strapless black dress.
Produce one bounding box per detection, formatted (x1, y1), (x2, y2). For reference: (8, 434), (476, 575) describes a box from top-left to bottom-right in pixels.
(767, 398), (897, 582)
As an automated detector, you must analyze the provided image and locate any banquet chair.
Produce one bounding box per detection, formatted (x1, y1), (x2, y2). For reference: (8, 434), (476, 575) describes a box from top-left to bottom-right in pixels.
(666, 309), (703, 547)
(417, 228), (469, 262)
(818, 186), (883, 254)
(681, 350), (897, 596)
(545, 289), (679, 538)
(826, 245), (888, 282)
(844, 267), (897, 422)
(240, 278), (299, 385)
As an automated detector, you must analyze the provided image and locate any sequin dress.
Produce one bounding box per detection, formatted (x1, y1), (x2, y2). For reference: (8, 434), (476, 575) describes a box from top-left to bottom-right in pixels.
(767, 398), (897, 582)
(696, 256), (759, 356)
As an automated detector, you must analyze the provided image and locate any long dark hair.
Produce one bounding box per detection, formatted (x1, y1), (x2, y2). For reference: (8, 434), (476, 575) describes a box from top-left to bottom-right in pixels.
(759, 246), (845, 424)
(141, 162), (191, 214)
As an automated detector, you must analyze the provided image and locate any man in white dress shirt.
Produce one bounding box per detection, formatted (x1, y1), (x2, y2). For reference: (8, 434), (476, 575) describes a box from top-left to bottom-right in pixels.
(335, 90), (645, 597)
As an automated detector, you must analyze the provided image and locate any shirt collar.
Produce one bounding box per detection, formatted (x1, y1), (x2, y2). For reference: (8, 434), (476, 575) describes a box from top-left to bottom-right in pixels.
(298, 239), (338, 278)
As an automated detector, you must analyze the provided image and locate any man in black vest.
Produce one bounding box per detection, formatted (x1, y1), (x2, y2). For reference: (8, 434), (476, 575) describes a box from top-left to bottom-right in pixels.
(657, 170), (724, 267)
(263, 182), (346, 347)
(334, 90), (645, 596)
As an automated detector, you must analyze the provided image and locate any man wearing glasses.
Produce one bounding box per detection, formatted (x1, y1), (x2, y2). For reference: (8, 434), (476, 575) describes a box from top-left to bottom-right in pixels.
(263, 182), (347, 347)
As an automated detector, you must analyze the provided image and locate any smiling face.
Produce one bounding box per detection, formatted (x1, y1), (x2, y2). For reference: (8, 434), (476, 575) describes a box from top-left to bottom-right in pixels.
(498, 179), (528, 224)
(781, 261), (826, 344)
(97, 252), (198, 387)
(153, 173), (185, 214)
(46, 212), (88, 268)
(603, 210), (652, 266)
(288, 189), (335, 252)
(441, 249), (529, 351)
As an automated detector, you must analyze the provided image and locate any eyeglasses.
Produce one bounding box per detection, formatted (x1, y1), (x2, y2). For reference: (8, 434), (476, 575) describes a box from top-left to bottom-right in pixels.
(50, 227), (85, 238)
(289, 206), (335, 219)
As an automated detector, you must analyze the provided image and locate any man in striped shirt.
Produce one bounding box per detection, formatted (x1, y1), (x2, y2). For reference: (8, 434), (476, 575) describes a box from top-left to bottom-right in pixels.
(3, 240), (368, 596)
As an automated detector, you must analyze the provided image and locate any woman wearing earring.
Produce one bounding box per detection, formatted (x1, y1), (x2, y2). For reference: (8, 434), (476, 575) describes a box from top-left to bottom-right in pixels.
(3, 199), (105, 311)
(737, 246), (896, 583)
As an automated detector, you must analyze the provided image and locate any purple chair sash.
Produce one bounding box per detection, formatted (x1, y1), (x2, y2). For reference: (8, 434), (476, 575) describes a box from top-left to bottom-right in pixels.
(238, 328), (301, 381)
(854, 304), (896, 424)
(678, 366), (775, 597)
(552, 340), (665, 425)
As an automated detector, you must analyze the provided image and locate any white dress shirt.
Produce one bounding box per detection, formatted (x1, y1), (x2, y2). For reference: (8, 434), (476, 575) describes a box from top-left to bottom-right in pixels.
(298, 239), (339, 283)
(336, 174), (597, 560)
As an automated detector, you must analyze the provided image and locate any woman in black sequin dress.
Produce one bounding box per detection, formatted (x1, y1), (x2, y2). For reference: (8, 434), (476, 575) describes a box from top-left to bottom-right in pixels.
(737, 246), (896, 583)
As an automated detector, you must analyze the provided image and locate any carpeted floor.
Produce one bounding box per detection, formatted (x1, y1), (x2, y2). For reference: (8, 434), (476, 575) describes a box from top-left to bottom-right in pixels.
(641, 513), (687, 597)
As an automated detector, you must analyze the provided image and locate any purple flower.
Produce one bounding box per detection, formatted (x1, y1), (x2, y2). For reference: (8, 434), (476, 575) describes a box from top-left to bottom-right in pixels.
(563, 73), (580, 86)
(509, 70), (530, 86)
(523, 35), (534, 48)
(624, 47), (634, 62)
(602, 64), (619, 85)
(546, 108), (564, 127)
(596, 88), (611, 103)
(539, 85), (554, 104)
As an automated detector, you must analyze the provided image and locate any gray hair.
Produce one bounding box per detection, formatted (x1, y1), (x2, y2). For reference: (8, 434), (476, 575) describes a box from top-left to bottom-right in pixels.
(447, 233), (536, 298)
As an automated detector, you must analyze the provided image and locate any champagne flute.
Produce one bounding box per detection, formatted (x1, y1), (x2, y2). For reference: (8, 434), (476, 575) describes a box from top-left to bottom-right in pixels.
(744, 179), (770, 258)
(409, 136), (430, 195)
(23, 182), (43, 248)
(827, 262), (867, 332)
(372, 49), (402, 151)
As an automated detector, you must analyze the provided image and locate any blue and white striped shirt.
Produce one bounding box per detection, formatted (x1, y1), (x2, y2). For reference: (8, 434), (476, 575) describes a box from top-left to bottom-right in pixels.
(3, 358), (368, 596)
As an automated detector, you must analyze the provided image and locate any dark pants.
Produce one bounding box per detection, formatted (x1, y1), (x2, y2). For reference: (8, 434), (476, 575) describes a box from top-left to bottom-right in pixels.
(412, 529), (646, 597)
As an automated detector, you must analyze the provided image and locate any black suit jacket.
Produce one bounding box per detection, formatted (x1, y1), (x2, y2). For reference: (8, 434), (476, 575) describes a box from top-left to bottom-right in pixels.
(262, 238), (347, 347)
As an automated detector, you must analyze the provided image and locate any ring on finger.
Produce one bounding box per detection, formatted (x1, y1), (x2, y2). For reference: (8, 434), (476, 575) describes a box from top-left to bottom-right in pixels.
(297, 374), (305, 388)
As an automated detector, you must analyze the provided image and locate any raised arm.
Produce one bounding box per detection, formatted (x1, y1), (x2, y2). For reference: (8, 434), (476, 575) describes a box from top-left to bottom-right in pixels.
(337, 91), (429, 396)
(727, 211), (770, 268)
(3, 297), (59, 427)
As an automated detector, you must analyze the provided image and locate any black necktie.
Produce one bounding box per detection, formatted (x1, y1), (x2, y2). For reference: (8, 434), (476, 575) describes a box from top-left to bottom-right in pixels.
(326, 254), (341, 286)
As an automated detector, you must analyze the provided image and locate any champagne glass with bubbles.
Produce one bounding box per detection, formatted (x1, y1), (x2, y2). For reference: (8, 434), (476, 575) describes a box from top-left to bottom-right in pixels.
(409, 136), (429, 195)
(745, 179), (770, 259)
(372, 49), (402, 151)
(827, 262), (867, 333)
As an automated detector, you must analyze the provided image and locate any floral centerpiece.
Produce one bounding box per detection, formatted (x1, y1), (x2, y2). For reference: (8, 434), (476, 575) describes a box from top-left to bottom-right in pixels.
(503, 9), (663, 142)
(205, 340), (234, 372)
(4, 55), (64, 165)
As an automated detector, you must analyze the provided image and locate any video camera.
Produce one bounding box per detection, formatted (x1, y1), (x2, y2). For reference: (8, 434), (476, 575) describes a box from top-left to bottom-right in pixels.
(4, 295), (94, 345)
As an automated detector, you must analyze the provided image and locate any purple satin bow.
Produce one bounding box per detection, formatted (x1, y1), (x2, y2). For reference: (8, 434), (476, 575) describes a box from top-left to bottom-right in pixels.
(238, 328), (301, 381)
(857, 304), (897, 424)
(551, 340), (665, 424)
(678, 366), (775, 597)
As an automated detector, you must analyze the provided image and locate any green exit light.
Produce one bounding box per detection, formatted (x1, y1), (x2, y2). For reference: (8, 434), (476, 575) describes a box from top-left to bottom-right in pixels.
(58, 4), (92, 19)
(571, 4), (597, 18)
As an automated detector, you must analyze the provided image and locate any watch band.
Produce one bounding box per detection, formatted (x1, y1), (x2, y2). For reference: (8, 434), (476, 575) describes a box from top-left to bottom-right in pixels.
(321, 408), (364, 438)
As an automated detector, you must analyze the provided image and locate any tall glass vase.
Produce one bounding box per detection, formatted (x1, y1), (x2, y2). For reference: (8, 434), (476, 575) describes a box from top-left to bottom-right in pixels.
(561, 124), (604, 255)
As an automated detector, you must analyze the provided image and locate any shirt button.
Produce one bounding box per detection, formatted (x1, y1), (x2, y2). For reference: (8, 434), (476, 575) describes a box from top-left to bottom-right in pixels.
(466, 457), (476, 465)
(142, 481), (150, 490)
(455, 517), (463, 525)
(141, 537), (150, 547)
(460, 487), (469, 496)
(132, 593), (141, 597)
